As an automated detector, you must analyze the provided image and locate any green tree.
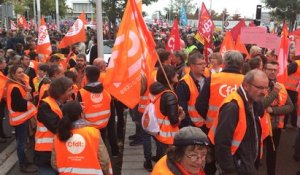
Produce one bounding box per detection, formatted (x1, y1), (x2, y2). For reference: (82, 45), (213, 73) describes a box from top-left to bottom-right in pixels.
(264, 0), (300, 30)
(210, 10), (220, 20)
(231, 13), (241, 20)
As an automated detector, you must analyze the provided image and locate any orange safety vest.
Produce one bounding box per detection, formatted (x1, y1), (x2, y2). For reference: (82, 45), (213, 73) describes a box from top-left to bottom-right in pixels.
(35, 96), (63, 151)
(260, 83), (288, 140)
(181, 74), (205, 127)
(54, 127), (105, 175)
(208, 91), (247, 155)
(203, 67), (211, 78)
(38, 83), (50, 103)
(206, 72), (244, 128)
(154, 90), (179, 145)
(6, 83), (37, 126)
(138, 70), (157, 113)
(79, 89), (111, 129)
(285, 60), (300, 91)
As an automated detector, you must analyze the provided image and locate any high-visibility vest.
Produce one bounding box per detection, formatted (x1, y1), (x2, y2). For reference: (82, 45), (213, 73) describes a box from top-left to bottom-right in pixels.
(260, 83), (288, 140)
(35, 96), (62, 151)
(38, 83), (50, 103)
(285, 60), (300, 91)
(185, 45), (197, 54)
(54, 127), (106, 175)
(138, 70), (157, 113)
(81, 72), (106, 88)
(80, 89), (111, 129)
(208, 91), (247, 155)
(154, 90), (179, 145)
(206, 72), (244, 128)
(6, 83), (37, 126)
(151, 155), (205, 175)
(181, 74), (205, 127)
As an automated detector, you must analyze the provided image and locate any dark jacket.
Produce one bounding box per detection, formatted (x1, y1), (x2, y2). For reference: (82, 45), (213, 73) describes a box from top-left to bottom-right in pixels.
(77, 82), (103, 102)
(34, 100), (61, 166)
(176, 72), (206, 128)
(214, 87), (263, 175)
(195, 67), (242, 124)
(150, 82), (179, 126)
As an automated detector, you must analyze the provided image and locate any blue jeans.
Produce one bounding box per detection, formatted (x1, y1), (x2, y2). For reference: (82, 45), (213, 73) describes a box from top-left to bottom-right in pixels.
(294, 128), (300, 158)
(38, 164), (58, 175)
(15, 120), (29, 166)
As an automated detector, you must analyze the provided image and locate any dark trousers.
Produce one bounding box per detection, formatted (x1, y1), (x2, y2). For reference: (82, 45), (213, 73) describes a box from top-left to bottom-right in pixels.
(15, 121), (29, 166)
(114, 100), (125, 139)
(285, 90), (298, 127)
(265, 128), (282, 175)
(0, 100), (5, 138)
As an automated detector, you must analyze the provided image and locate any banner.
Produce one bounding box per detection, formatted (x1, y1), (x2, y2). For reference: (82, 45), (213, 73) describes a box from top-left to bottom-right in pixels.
(166, 18), (180, 53)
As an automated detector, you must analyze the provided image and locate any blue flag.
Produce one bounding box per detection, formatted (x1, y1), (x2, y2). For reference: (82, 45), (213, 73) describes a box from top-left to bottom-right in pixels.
(180, 5), (188, 26)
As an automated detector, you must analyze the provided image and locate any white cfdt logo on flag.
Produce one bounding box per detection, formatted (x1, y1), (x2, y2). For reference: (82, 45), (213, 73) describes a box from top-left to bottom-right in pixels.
(66, 134), (86, 154)
(219, 84), (238, 98)
(66, 19), (83, 37)
(167, 36), (175, 51)
(90, 93), (103, 103)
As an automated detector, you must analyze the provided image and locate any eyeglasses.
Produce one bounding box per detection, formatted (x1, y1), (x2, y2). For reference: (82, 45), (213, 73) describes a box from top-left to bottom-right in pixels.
(265, 68), (278, 72)
(184, 153), (206, 162)
(249, 82), (269, 91)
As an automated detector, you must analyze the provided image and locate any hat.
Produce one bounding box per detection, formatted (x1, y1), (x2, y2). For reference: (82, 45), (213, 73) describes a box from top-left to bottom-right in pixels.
(173, 126), (209, 146)
(62, 101), (83, 118)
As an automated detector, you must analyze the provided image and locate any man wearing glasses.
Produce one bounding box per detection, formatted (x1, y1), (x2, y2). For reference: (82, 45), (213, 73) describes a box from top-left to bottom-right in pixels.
(209, 69), (268, 175)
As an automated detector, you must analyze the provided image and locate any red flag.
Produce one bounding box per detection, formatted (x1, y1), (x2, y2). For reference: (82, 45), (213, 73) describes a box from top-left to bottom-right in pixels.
(58, 13), (86, 48)
(230, 19), (246, 42)
(235, 35), (250, 59)
(36, 17), (52, 60)
(17, 16), (29, 30)
(197, 3), (215, 44)
(219, 31), (235, 57)
(166, 18), (180, 53)
(103, 0), (158, 108)
(10, 20), (17, 31)
(277, 23), (289, 83)
(249, 20), (256, 27)
(0, 72), (8, 100)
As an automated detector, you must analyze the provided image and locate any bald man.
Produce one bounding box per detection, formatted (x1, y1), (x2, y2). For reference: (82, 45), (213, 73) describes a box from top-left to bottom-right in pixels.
(209, 69), (268, 175)
(93, 57), (106, 72)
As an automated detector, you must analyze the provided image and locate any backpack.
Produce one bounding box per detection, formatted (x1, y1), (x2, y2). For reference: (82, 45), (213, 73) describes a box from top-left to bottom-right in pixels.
(141, 90), (173, 136)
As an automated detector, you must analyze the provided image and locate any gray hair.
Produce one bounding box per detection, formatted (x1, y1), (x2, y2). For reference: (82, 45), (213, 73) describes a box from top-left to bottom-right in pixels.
(243, 69), (267, 84)
(223, 50), (243, 69)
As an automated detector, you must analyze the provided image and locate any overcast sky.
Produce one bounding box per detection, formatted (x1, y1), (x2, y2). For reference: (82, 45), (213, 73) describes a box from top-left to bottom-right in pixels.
(143, 0), (265, 19)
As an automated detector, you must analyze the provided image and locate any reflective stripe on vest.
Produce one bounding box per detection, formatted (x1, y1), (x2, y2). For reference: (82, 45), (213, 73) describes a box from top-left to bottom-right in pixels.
(37, 126), (48, 132)
(35, 137), (53, 144)
(9, 105), (36, 122)
(157, 118), (171, 125)
(58, 167), (103, 175)
(85, 110), (111, 118)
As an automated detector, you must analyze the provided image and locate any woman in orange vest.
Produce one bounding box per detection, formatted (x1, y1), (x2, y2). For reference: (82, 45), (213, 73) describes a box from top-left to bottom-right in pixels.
(52, 101), (112, 175)
(34, 77), (73, 175)
(6, 64), (37, 173)
(152, 126), (209, 175)
(148, 65), (183, 168)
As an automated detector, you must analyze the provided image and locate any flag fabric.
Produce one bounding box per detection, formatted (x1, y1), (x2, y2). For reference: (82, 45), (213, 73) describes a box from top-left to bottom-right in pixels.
(17, 16), (29, 30)
(0, 72), (8, 100)
(235, 35), (250, 59)
(249, 20), (256, 27)
(277, 23), (289, 83)
(230, 19), (246, 42)
(180, 5), (188, 26)
(58, 12), (86, 48)
(197, 2), (215, 44)
(36, 17), (52, 60)
(103, 0), (158, 109)
(219, 31), (235, 57)
(10, 20), (17, 31)
(166, 18), (181, 53)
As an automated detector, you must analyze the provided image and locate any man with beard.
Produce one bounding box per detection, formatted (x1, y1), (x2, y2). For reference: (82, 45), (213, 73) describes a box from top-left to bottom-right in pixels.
(209, 69), (267, 175)
(70, 53), (87, 88)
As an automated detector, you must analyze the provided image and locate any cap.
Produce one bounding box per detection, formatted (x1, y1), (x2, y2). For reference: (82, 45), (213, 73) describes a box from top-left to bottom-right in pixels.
(173, 126), (209, 146)
(62, 101), (83, 117)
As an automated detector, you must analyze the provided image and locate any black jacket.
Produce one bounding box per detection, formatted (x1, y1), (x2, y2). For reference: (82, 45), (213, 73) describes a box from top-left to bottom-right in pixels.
(150, 82), (179, 125)
(214, 87), (263, 175)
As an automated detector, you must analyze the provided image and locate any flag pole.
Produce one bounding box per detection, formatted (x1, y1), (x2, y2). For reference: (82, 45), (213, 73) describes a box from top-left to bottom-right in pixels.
(96, 0), (104, 58)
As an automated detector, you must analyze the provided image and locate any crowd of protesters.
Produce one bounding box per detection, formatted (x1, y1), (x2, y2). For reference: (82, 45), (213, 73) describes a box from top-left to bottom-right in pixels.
(0, 20), (299, 175)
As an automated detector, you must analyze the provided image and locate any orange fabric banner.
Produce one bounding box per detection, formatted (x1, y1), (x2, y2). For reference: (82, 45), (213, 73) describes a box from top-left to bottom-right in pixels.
(36, 17), (52, 61)
(235, 35), (250, 59)
(58, 12), (86, 49)
(104, 0), (158, 109)
(0, 72), (8, 100)
(219, 31), (235, 57)
(277, 23), (289, 83)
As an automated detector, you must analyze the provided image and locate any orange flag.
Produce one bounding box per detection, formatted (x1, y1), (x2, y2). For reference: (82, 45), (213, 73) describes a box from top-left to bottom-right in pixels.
(277, 23), (289, 83)
(36, 17), (52, 61)
(0, 72), (8, 100)
(104, 0), (158, 109)
(235, 35), (250, 59)
(17, 16), (29, 30)
(219, 31), (235, 57)
(58, 13), (86, 48)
